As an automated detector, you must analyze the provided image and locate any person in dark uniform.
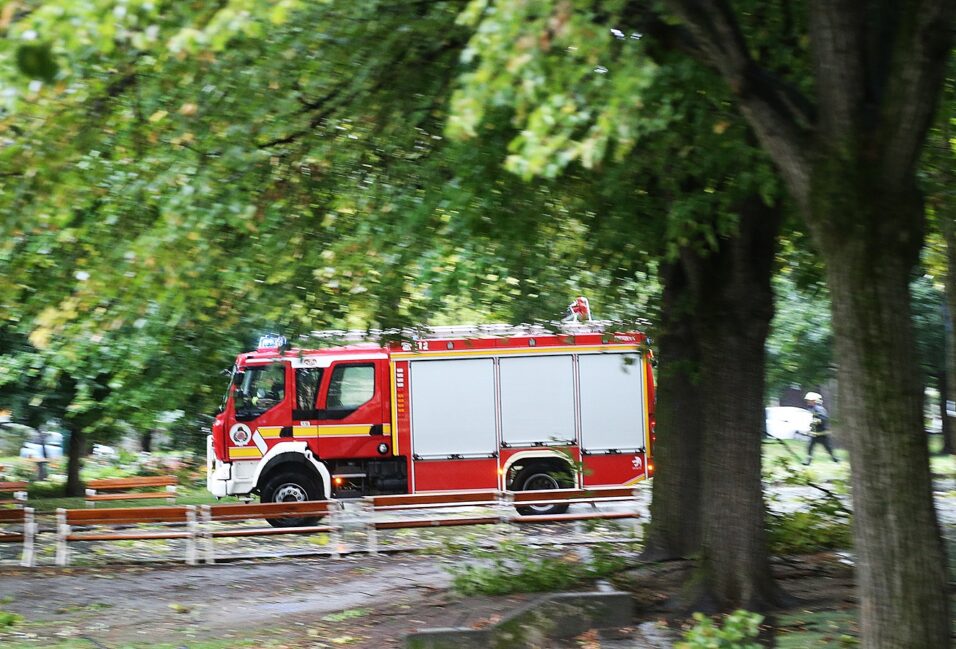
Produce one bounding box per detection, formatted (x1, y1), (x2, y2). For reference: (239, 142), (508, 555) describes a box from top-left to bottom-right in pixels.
(803, 391), (838, 464)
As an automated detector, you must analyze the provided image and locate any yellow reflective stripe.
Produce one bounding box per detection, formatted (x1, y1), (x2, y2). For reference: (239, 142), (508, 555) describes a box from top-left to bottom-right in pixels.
(390, 361), (400, 455)
(228, 447), (263, 459)
(257, 427), (283, 439)
(390, 344), (638, 360)
(294, 426), (319, 438)
(624, 475), (645, 486)
(382, 424), (392, 435)
(317, 425), (372, 437)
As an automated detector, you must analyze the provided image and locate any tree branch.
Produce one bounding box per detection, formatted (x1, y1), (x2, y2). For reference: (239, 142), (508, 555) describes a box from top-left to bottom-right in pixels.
(876, 0), (955, 186)
(658, 1), (815, 206)
(808, 2), (867, 139)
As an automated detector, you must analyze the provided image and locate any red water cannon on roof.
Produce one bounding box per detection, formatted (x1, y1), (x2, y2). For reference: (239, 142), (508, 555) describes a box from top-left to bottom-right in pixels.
(563, 296), (592, 322)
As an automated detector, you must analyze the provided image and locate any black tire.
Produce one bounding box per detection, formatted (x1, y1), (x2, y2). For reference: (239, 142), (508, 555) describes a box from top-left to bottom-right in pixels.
(513, 466), (571, 516)
(260, 470), (322, 528)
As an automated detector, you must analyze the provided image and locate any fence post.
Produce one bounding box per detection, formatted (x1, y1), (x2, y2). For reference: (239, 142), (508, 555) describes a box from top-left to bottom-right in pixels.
(329, 501), (343, 560)
(20, 507), (35, 568)
(185, 506), (198, 566)
(200, 505), (215, 564)
(55, 508), (69, 566)
(362, 498), (379, 556)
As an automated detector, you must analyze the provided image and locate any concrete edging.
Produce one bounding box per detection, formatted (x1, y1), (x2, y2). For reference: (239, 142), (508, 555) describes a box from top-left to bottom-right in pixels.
(405, 589), (633, 648)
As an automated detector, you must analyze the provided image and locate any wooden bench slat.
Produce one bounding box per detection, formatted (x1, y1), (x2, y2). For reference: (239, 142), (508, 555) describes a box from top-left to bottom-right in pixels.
(0, 533), (25, 543)
(513, 511), (639, 524)
(0, 510), (26, 523)
(67, 531), (192, 541)
(86, 492), (173, 501)
(374, 516), (501, 530)
(368, 491), (500, 507)
(87, 476), (177, 489)
(509, 487), (636, 502)
(65, 506), (191, 524)
(206, 500), (335, 519)
(0, 481), (29, 490)
(210, 525), (335, 538)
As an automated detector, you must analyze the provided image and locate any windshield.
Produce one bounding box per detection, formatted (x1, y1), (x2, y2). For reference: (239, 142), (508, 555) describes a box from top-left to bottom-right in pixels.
(233, 363), (286, 420)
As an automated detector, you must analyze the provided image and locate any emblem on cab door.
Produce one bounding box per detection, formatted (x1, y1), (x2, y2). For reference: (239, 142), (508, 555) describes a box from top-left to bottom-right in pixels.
(229, 423), (252, 446)
(632, 456), (643, 470)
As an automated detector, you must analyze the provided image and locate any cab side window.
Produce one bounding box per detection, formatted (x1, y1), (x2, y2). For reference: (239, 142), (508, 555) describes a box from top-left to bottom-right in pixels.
(294, 368), (323, 419)
(327, 364), (375, 412)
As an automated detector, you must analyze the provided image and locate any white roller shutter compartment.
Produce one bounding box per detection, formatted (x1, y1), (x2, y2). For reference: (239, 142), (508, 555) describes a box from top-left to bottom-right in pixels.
(409, 358), (497, 457)
(499, 355), (575, 445)
(578, 353), (645, 452)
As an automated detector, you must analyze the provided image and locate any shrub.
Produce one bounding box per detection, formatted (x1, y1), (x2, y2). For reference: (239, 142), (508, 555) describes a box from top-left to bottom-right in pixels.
(676, 610), (763, 649)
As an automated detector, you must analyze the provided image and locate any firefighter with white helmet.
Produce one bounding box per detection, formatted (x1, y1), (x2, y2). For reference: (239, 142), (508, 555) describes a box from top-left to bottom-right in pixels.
(803, 391), (838, 464)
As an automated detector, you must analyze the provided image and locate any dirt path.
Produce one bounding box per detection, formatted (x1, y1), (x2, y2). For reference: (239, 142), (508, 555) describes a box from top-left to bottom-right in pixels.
(1, 554), (530, 648)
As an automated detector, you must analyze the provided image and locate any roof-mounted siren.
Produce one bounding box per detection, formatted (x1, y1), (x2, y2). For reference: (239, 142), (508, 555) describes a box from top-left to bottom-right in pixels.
(563, 296), (592, 322)
(257, 333), (288, 352)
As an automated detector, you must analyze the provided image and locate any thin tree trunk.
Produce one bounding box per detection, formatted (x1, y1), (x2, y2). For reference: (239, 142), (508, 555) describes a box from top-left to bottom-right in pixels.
(65, 426), (84, 497)
(643, 261), (703, 561)
(816, 179), (949, 648)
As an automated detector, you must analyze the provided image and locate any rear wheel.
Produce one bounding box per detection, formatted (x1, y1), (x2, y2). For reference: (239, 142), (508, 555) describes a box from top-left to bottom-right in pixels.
(260, 470), (322, 528)
(513, 466), (571, 516)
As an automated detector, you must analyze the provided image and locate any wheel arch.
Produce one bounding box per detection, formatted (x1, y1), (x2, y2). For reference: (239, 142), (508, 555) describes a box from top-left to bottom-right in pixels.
(252, 442), (331, 499)
(503, 450), (578, 489)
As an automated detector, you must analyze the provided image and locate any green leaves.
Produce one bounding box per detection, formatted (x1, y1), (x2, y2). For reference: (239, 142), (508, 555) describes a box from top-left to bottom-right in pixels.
(15, 42), (58, 82)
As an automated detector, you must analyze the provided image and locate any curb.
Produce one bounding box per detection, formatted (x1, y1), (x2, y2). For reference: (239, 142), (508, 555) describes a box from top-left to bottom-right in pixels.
(405, 589), (633, 648)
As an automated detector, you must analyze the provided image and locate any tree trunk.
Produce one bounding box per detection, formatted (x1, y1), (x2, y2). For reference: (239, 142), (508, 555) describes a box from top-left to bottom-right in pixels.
(65, 426), (84, 497)
(813, 173), (949, 648)
(942, 218), (956, 455)
(687, 196), (783, 610)
(937, 372), (952, 455)
(642, 261), (703, 561)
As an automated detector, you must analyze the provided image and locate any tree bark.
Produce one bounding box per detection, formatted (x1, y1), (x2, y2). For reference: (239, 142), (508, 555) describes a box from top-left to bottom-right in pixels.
(686, 196), (783, 610)
(942, 218), (956, 455)
(642, 260), (703, 561)
(65, 426), (84, 497)
(937, 372), (952, 455)
(655, 1), (954, 642)
(813, 171), (949, 648)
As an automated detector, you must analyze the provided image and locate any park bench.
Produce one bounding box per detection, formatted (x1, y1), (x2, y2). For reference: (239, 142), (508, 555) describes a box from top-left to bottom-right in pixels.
(362, 490), (506, 554)
(85, 475), (177, 507)
(199, 499), (343, 563)
(0, 480), (29, 507)
(55, 505), (198, 566)
(0, 507), (36, 567)
(508, 486), (643, 534)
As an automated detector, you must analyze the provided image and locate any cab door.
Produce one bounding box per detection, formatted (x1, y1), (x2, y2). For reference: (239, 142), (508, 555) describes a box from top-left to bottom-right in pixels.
(311, 361), (387, 458)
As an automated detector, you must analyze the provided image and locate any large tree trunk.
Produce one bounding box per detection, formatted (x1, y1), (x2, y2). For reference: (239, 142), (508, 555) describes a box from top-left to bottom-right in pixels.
(687, 196), (783, 610)
(814, 174), (949, 647)
(642, 261), (703, 561)
(655, 0), (954, 643)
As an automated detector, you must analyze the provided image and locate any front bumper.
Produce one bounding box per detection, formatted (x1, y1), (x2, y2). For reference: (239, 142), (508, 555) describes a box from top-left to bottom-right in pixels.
(206, 435), (256, 497)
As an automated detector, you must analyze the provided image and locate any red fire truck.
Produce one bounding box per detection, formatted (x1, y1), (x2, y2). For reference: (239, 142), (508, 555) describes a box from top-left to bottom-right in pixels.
(206, 323), (655, 522)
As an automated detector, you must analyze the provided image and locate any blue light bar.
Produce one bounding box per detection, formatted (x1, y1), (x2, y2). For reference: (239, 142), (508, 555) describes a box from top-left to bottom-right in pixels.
(257, 334), (287, 351)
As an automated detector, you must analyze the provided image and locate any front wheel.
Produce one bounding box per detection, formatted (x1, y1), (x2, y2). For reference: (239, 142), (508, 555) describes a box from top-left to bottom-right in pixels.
(260, 470), (322, 528)
(513, 466), (571, 516)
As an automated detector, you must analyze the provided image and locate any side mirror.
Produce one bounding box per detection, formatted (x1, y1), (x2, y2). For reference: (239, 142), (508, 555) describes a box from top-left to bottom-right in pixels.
(232, 372), (244, 387)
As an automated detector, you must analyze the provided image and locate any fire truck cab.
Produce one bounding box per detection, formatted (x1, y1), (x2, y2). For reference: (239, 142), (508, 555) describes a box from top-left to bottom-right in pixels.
(207, 324), (655, 522)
